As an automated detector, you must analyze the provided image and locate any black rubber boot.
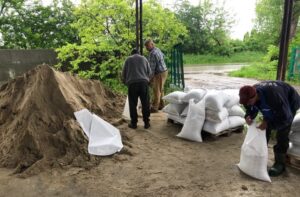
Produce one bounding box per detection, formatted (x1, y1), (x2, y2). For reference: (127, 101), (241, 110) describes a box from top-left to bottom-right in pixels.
(144, 122), (150, 129)
(268, 153), (286, 177)
(128, 123), (137, 129)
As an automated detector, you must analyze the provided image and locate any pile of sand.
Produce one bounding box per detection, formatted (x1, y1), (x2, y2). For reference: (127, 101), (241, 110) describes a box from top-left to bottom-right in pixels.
(0, 65), (127, 176)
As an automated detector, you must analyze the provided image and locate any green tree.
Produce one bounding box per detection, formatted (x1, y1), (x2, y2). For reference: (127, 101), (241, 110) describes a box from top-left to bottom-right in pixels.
(56, 0), (187, 91)
(0, 0), (79, 49)
(174, 0), (233, 55)
(248, 0), (300, 51)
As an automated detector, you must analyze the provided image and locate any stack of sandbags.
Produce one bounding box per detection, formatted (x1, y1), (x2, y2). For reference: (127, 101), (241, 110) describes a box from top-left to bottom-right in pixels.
(163, 88), (246, 140)
(162, 91), (187, 124)
(288, 111), (300, 157)
(203, 89), (245, 135)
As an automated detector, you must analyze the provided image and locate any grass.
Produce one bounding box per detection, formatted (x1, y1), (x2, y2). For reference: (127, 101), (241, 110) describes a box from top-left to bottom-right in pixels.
(229, 61), (300, 85)
(228, 62), (277, 81)
(183, 51), (265, 65)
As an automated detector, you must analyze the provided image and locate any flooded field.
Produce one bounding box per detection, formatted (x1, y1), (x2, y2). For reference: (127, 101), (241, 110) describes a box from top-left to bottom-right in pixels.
(184, 64), (259, 89)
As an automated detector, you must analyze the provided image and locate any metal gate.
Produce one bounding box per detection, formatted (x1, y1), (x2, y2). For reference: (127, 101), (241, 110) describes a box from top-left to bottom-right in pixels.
(165, 44), (185, 89)
(288, 47), (300, 81)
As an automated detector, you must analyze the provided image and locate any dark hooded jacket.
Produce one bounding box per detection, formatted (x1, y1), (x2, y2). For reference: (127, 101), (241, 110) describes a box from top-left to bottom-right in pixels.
(244, 81), (300, 130)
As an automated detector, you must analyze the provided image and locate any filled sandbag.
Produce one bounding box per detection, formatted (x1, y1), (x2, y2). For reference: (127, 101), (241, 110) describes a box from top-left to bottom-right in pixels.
(205, 107), (229, 123)
(237, 123), (271, 182)
(162, 91), (186, 104)
(167, 114), (186, 124)
(162, 103), (187, 116)
(228, 105), (245, 117)
(289, 131), (300, 145)
(228, 116), (246, 129)
(223, 89), (240, 108)
(288, 143), (300, 157)
(177, 99), (205, 142)
(292, 112), (300, 131)
(205, 90), (230, 111)
(181, 88), (207, 103)
(122, 96), (141, 120)
(181, 104), (189, 117)
(203, 118), (230, 134)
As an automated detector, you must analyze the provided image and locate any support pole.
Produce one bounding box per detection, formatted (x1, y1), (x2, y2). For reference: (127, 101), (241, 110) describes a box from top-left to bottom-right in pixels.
(139, 0), (143, 55)
(277, 0), (293, 81)
(135, 0), (139, 51)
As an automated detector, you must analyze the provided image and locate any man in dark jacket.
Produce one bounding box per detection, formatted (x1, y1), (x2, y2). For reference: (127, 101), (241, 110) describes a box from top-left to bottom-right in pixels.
(122, 49), (152, 129)
(239, 80), (300, 176)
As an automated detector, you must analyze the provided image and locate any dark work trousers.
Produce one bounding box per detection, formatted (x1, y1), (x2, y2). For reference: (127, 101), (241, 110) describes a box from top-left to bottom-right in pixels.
(266, 125), (292, 154)
(128, 82), (150, 125)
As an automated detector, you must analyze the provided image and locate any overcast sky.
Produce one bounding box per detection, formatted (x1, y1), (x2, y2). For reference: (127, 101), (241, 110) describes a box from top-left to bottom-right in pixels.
(42, 0), (256, 40)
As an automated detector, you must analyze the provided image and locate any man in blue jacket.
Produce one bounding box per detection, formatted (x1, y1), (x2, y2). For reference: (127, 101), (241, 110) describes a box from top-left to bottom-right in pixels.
(122, 49), (152, 129)
(239, 80), (300, 176)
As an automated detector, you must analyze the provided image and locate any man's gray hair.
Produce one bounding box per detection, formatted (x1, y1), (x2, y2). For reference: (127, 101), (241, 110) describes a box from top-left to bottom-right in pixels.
(144, 39), (154, 46)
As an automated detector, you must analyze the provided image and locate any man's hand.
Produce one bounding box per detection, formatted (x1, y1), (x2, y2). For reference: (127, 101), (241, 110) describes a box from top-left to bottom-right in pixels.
(245, 116), (253, 125)
(257, 120), (267, 130)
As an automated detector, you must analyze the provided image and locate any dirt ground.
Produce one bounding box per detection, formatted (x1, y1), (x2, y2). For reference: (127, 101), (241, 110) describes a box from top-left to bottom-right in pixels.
(1, 71), (300, 196)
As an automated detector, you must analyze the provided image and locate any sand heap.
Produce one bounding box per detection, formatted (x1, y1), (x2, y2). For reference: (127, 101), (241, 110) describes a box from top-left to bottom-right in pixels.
(0, 65), (125, 175)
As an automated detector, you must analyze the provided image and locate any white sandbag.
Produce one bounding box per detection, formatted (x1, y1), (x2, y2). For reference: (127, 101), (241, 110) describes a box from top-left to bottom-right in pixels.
(162, 103), (187, 116)
(292, 112), (300, 131)
(205, 108), (229, 123)
(228, 105), (245, 117)
(205, 90), (230, 111)
(222, 89), (240, 108)
(167, 114), (186, 124)
(289, 131), (300, 145)
(75, 109), (123, 156)
(181, 104), (189, 117)
(74, 108), (93, 138)
(177, 99), (205, 142)
(228, 116), (246, 129)
(181, 88), (207, 103)
(122, 96), (130, 120)
(122, 96), (142, 120)
(288, 143), (300, 157)
(162, 91), (186, 104)
(184, 86), (192, 93)
(237, 123), (271, 182)
(203, 118), (230, 134)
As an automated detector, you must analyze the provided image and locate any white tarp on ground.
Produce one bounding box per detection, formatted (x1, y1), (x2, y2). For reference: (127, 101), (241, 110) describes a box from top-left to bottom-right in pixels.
(74, 109), (123, 156)
(237, 123), (271, 182)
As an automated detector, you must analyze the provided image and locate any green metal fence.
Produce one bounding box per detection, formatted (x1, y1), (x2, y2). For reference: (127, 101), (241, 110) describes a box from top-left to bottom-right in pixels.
(165, 44), (185, 89)
(288, 47), (300, 81)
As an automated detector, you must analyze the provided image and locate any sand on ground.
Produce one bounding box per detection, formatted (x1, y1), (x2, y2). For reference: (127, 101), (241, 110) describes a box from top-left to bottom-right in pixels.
(0, 67), (300, 196)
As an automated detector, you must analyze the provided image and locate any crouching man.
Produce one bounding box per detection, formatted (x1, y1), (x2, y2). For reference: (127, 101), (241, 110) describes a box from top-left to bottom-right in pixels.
(239, 80), (300, 176)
